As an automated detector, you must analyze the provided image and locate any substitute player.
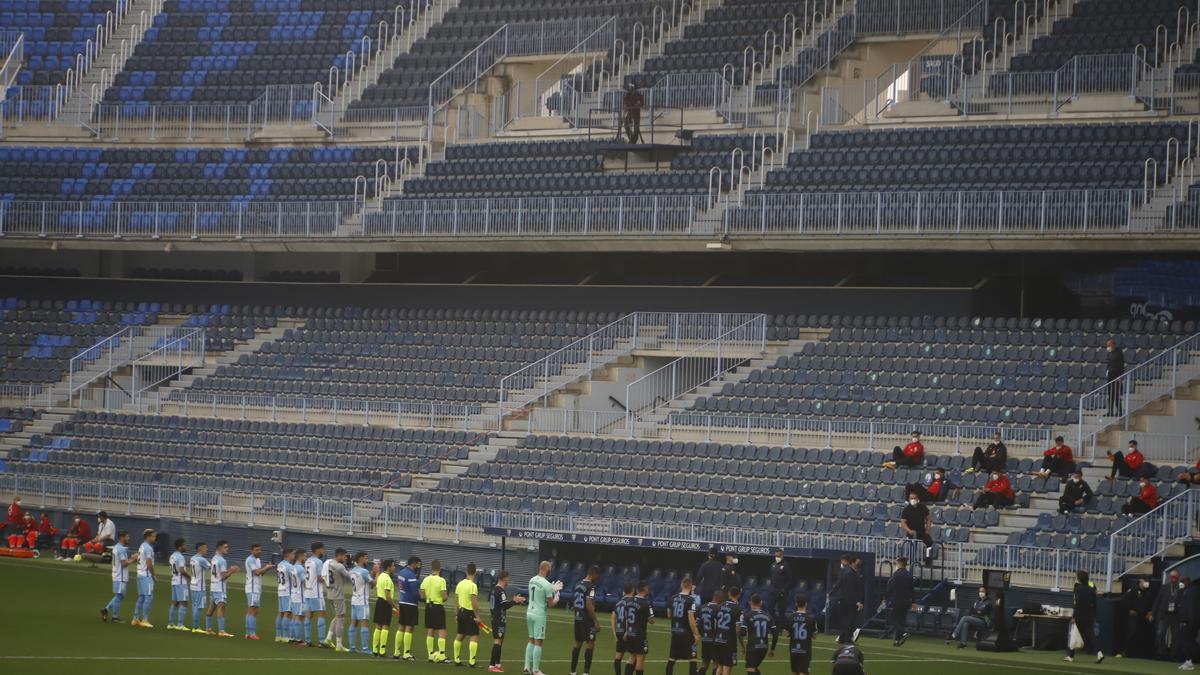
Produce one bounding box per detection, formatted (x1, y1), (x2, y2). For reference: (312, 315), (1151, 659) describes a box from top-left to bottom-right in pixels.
(276, 549), (294, 642)
(244, 542), (274, 641)
(739, 594), (774, 675)
(168, 538), (191, 630)
(714, 586), (742, 675)
(421, 559), (449, 662)
(373, 558), (398, 657)
(489, 570), (526, 672)
(698, 590), (724, 675)
(349, 552), (375, 654)
(571, 565), (601, 675)
(453, 563), (483, 667)
(322, 547), (353, 651)
(776, 595), (815, 675)
(667, 576), (701, 675)
(525, 560), (562, 675)
(188, 541), (210, 633)
(131, 529), (156, 627)
(100, 529), (134, 623)
(304, 542), (327, 646)
(395, 556), (422, 660)
(207, 539), (240, 637)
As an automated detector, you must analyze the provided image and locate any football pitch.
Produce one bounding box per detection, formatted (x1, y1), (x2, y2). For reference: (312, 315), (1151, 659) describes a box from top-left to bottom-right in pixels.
(0, 556), (1178, 675)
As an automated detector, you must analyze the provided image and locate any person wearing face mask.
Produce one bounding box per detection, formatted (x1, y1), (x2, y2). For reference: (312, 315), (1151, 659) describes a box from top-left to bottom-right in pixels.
(766, 548), (792, 628)
(720, 554), (742, 594)
(1121, 475), (1159, 516)
(906, 468), (955, 504)
(972, 471), (1015, 510)
(966, 432), (1007, 475)
(883, 431), (924, 470)
(900, 492), (934, 566)
(1058, 470), (1095, 514)
(1106, 338), (1126, 416)
(828, 555), (863, 645)
(696, 547), (725, 603)
(1154, 570), (1185, 660)
(1037, 436), (1077, 479)
(1108, 439), (1157, 481)
(1180, 576), (1200, 670)
(1065, 570), (1104, 663)
(882, 557), (914, 647)
(948, 588), (994, 649)
(1116, 577), (1155, 658)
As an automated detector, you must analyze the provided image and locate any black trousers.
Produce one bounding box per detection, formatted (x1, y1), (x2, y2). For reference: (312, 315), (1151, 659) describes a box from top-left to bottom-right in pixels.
(623, 111), (641, 143)
(1041, 455), (1075, 477)
(887, 605), (909, 640)
(1110, 452), (1154, 479)
(970, 447), (1004, 473)
(1059, 494), (1088, 513)
(891, 447), (920, 467)
(1068, 615), (1097, 657)
(836, 601), (858, 643)
(974, 492), (1014, 509)
(1122, 498), (1152, 515)
(1108, 378), (1123, 414)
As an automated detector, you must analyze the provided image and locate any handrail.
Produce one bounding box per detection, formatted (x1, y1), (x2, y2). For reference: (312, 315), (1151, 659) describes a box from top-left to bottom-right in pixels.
(0, 32), (24, 91)
(1105, 488), (1199, 592)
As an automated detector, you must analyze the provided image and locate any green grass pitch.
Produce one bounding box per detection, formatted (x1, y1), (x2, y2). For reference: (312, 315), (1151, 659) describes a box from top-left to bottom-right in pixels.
(0, 556), (1179, 674)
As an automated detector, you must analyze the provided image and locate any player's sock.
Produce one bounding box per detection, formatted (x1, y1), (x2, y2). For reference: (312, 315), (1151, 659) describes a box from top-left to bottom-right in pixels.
(532, 644), (543, 672)
(167, 604), (176, 626)
(439, 636), (447, 656)
(247, 614), (256, 636)
(191, 605), (200, 629)
(380, 629), (391, 655)
(394, 629), (404, 656)
(205, 614), (212, 631)
(454, 639), (463, 663)
(614, 658), (622, 675)
(275, 615), (282, 637)
(361, 626), (371, 652)
(491, 643), (502, 666)
(218, 616), (226, 633)
(133, 595), (143, 620)
(303, 618), (311, 643)
(624, 662), (636, 675)
(572, 647), (581, 672)
(585, 648), (594, 673)
(667, 661), (675, 675)
(428, 636), (436, 657)
(688, 663), (696, 675)
(469, 641), (478, 665)
(405, 630), (415, 656)
(525, 642), (534, 671)
(317, 617), (326, 642)
(372, 628), (381, 653)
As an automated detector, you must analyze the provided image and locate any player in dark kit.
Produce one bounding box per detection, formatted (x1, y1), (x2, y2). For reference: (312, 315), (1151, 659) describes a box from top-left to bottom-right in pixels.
(667, 576), (701, 675)
(775, 595), (816, 675)
(714, 586), (742, 675)
(488, 571), (525, 672)
(621, 581), (654, 675)
(739, 594), (774, 675)
(571, 566), (601, 675)
(831, 643), (866, 675)
(698, 589), (724, 675)
(611, 584), (636, 675)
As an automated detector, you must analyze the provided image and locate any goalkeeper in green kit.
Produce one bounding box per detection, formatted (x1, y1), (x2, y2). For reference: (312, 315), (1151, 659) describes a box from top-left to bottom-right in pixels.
(524, 561), (562, 675)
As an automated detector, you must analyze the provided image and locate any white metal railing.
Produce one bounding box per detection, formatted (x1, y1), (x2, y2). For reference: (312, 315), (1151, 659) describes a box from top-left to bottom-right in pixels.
(0, 474), (1129, 591)
(0, 384), (53, 409)
(497, 312), (760, 422)
(67, 325), (200, 406)
(141, 390), (486, 430)
(855, 0), (984, 36)
(1088, 432), (1200, 465)
(1078, 331), (1200, 454)
(87, 100), (259, 141)
(327, 0), (427, 107)
(128, 328), (206, 404)
(527, 407), (629, 435)
(0, 32), (23, 92)
(1105, 489), (1200, 592)
(624, 314), (768, 426)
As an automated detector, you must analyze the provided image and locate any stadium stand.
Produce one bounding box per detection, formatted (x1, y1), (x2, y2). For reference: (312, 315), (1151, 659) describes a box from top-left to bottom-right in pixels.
(2, 0), (118, 87)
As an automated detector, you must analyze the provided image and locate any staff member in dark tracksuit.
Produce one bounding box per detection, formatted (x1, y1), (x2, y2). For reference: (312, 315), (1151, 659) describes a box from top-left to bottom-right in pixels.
(1106, 338), (1125, 415)
(829, 555), (863, 644)
(1065, 570), (1104, 664)
(695, 547), (724, 604)
(767, 548), (792, 627)
(883, 557), (914, 647)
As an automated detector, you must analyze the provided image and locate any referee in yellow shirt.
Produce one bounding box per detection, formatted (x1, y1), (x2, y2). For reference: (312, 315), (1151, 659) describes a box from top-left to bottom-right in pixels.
(372, 559), (397, 657)
(454, 563), (482, 667)
(420, 560), (450, 662)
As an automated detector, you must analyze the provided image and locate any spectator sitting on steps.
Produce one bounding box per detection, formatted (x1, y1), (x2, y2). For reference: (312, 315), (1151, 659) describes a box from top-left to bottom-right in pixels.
(1036, 436), (1076, 480)
(883, 431), (924, 470)
(1058, 469), (1095, 514)
(1108, 439), (1156, 482)
(966, 431), (1007, 474)
(1122, 475), (1159, 516)
(972, 471), (1015, 510)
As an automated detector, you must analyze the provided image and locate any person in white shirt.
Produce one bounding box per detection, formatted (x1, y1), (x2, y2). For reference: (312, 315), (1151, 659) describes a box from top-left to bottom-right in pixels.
(276, 549), (295, 643)
(304, 542), (327, 647)
(167, 538), (191, 630)
(189, 542), (211, 633)
(86, 511), (116, 554)
(322, 547), (354, 651)
(289, 549), (308, 644)
(243, 542), (274, 641)
(131, 529), (157, 628)
(349, 551), (376, 654)
(100, 530), (135, 623)
(206, 539), (240, 637)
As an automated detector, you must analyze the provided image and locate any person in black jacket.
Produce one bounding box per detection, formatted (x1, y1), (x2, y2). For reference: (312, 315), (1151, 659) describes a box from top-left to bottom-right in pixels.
(766, 548), (792, 627)
(949, 587), (994, 648)
(1065, 570), (1104, 663)
(828, 555), (863, 644)
(1117, 578), (1155, 658)
(721, 553), (742, 593)
(882, 557), (914, 647)
(1059, 470), (1095, 514)
(1155, 570), (1186, 660)
(1180, 576), (1200, 670)
(967, 432), (1008, 474)
(1106, 339), (1126, 415)
(696, 547), (724, 603)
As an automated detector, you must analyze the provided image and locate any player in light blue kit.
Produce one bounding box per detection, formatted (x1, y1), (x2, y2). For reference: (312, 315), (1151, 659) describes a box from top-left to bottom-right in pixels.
(276, 549), (295, 643)
(244, 542), (275, 640)
(189, 542), (211, 633)
(304, 542), (327, 646)
(100, 530), (134, 623)
(207, 540), (240, 637)
(168, 538), (191, 630)
(349, 551), (376, 654)
(290, 549), (309, 644)
(132, 529), (157, 627)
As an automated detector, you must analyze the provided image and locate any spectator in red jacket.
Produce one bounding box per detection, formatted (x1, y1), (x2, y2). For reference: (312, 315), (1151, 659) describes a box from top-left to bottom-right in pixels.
(1178, 460), (1200, 485)
(1122, 476), (1159, 515)
(906, 467), (956, 503)
(6, 496), (23, 534)
(58, 514), (91, 559)
(1037, 436), (1077, 479)
(1108, 440), (1156, 481)
(973, 471), (1015, 509)
(35, 513), (57, 549)
(884, 431), (924, 470)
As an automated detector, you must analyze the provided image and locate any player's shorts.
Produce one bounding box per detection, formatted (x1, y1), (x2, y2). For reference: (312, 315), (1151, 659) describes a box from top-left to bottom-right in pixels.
(789, 652), (812, 674)
(172, 584), (188, 602)
(745, 648), (768, 670)
(492, 619), (506, 639)
(292, 599), (308, 617)
(831, 663), (864, 675)
(374, 598), (394, 626)
(190, 590), (207, 609)
(622, 635), (648, 655)
(247, 592), (261, 608)
(426, 604), (447, 631)
(279, 597), (292, 614)
(714, 643), (737, 667)
(700, 641), (714, 662)
(211, 591), (228, 605)
(398, 603), (418, 626)
(112, 580), (127, 596)
(329, 598), (346, 618)
(457, 609), (479, 636)
(526, 613), (546, 640)
(351, 604), (368, 622)
(670, 633), (696, 661)
(306, 596), (325, 612)
(574, 618), (597, 643)
(137, 576), (155, 595)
